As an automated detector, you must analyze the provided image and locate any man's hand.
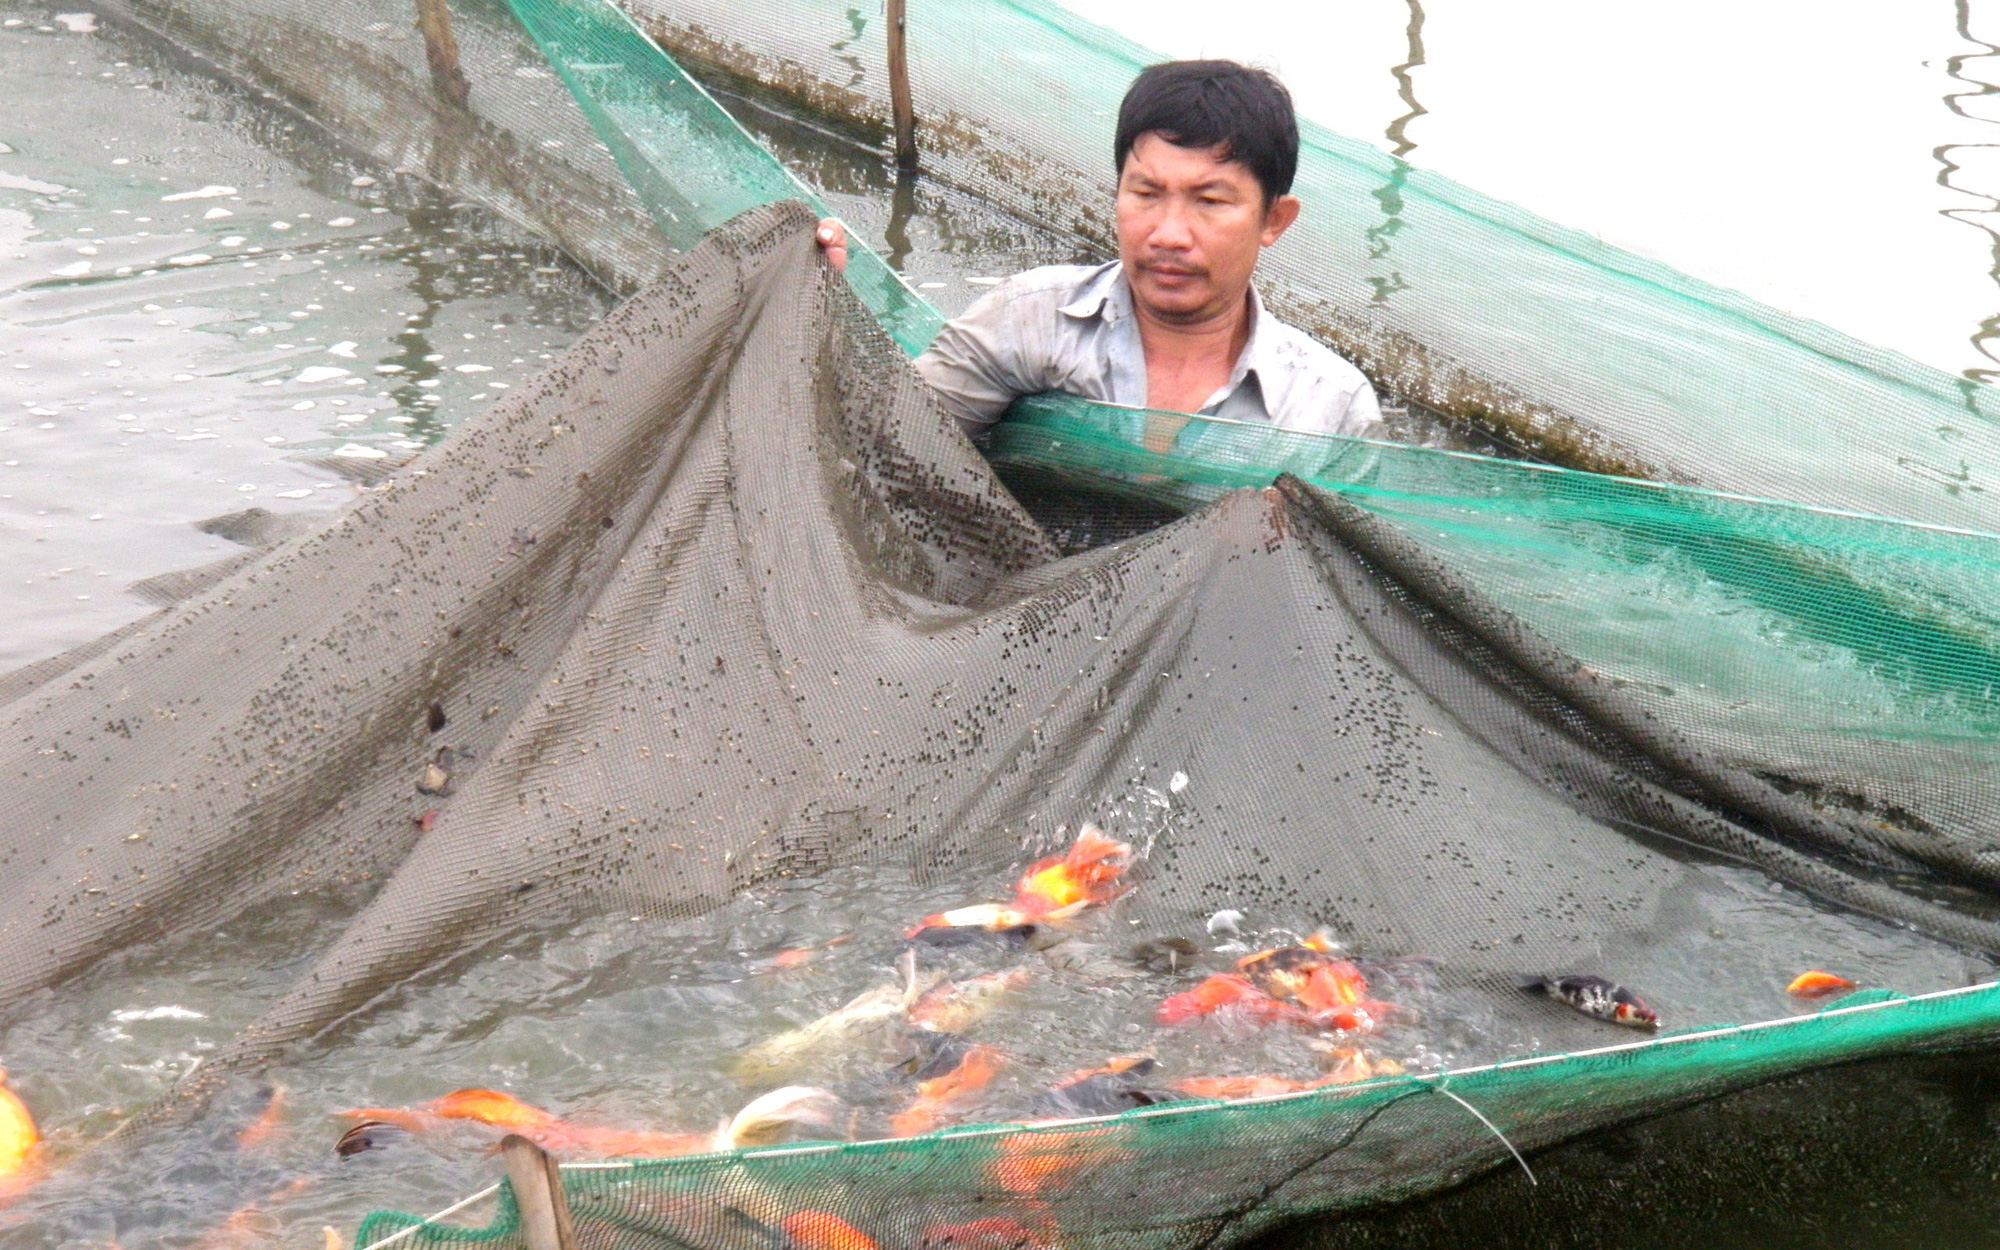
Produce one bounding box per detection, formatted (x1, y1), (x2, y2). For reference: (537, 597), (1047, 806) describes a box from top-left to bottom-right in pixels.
(815, 219), (848, 274)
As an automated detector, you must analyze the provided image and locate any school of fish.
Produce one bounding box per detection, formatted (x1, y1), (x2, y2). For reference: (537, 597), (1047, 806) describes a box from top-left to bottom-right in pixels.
(0, 817), (1875, 1247)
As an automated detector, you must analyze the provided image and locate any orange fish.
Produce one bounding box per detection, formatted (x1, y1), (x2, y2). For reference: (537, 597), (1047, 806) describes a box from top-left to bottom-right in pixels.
(235, 1085), (288, 1152)
(891, 1045), (1005, 1137)
(1322, 1048), (1405, 1085)
(907, 826), (1132, 941)
(760, 935), (854, 973)
(1786, 970), (1858, 999)
(1155, 975), (1312, 1027)
(1168, 1051), (1402, 1102)
(0, 1068), (39, 1182)
(1011, 825), (1133, 917)
(1168, 1074), (1321, 1100)
(781, 1212), (880, 1250)
(337, 1089), (708, 1158)
(1308, 1000), (1403, 1034)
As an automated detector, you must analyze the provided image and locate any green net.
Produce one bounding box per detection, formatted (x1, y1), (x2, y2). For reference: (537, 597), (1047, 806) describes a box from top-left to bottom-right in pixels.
(357, 985), (2000, 1249)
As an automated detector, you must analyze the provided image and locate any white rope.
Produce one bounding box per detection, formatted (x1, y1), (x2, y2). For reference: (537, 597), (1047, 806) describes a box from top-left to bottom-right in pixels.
(354, 1183), (500, 1250)
(1418, 1079), (1536, 1186)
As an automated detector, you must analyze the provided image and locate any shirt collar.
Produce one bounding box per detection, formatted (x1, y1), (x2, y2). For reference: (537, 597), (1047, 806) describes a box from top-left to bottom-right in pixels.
(1060, 262), (1281, 414)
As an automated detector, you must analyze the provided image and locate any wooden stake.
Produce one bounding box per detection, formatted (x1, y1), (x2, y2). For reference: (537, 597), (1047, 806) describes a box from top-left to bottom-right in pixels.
(500, 1134), (578, 1250)
(414, 0), (471, 108)
(886, 0), (918, 172)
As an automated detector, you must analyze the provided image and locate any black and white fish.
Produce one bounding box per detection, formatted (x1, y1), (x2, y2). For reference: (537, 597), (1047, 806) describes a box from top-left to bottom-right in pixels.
(1520, 975), (1659, 1030)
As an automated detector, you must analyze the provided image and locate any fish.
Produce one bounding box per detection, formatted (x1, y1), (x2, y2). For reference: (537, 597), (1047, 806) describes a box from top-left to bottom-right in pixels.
(781, 1212), (880, 1250)
(235, 1084), (287, 1152)
(1167, 1050), (1404, 1102)
(1167, 1074), (1320, 1100)
(1155, 974), (1313, 1027)
(1128, 936), (1199, 974)
(759, 935), (854, 974)
(890, 1045), (1004, 1137)
(1520, 975), (1660, 1030)
(338, 1085), (845, 1159)
(738, 951), (939, 1077)
(335, 1120), (413, 1158)
(1011, 824), (1133, 916)
(909, 969), (1031, 1034)
(906, 825), (1133, 942)
(0, 1068), (39, 1182)
(1786, 970), (1858, 999)
(1156, 974), (1398, 1033)
(1036, 1055), (1162, 1117)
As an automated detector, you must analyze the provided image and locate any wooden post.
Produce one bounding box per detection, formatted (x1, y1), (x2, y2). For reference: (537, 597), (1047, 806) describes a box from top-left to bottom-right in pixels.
(886, 0), (918, 172)
(414, 0), (471, 108)
(500, 1135), (578, 1250)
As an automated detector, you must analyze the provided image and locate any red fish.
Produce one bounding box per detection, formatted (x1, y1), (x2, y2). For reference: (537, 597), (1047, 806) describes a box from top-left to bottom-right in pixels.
(1786, 970), (1858, 999)
(781, 1212), (880, 1250)
(891, 1045), (1005, 1137)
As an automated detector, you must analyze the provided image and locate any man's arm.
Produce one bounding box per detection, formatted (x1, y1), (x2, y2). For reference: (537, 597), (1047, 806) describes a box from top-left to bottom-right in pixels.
(818, 218), (1052, 439)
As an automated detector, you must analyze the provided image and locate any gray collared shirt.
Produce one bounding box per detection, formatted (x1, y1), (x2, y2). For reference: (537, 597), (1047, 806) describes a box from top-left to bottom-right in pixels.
(913, 261), (1382, 439)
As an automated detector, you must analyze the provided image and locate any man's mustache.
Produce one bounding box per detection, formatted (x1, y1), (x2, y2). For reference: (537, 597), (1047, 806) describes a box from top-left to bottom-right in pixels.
(1134, 257), (1209, 279)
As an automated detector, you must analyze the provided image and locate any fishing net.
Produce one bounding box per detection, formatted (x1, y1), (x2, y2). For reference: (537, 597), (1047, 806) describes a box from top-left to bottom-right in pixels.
(7, 0), (2000, 1245)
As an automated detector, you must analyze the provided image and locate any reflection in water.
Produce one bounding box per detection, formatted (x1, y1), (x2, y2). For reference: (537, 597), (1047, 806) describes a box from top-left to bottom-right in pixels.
(1364, 1), (1425, 309)
(1940, 1), (2000, 391)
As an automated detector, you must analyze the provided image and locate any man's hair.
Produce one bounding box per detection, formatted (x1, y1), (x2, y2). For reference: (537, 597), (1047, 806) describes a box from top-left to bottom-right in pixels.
(1114, 60), (1299, 206)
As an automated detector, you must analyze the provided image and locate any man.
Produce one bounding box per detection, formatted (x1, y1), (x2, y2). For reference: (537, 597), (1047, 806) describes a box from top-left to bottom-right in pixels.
(817, 59), (1381, 440)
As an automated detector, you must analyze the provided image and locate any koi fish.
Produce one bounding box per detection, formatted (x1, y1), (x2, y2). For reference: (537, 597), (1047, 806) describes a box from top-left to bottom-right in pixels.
(337, 1085), (843, 1159)
(1012, 825), (1133, 916)
(235, 1084), (287, 1152)
(890, 1045), (1004, 1137)
(335, 1120), (413, 1158)
(758, 935), (854, 974)
(906, 826), (1132, 941)
(1520, 975), (1660, 1030)
(1157, 974), (1399, 1033)
(1167, 1050), (1404, 1102)
(0, 1067), (39, 1181)
(1156, 974), (1314, 1027)
(781, 1212), (880, 1250)
(738, 951), (938, 1077)
(909, 969), (1031, 1034)
(1786, 970), (1858, 999)
(1168, 1074), (1319, 1100)
(1037, 1055), (1161, 1117)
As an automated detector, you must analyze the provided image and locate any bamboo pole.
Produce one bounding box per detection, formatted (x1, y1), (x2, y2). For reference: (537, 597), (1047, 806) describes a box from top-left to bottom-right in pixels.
(414, 0), (471, 108)
(886, 0), (917, 172)
(500, 1135), (578, 1250)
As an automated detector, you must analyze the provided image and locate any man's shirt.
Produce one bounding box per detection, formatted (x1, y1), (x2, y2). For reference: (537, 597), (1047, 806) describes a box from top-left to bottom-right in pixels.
(913, 260), (1383, 439)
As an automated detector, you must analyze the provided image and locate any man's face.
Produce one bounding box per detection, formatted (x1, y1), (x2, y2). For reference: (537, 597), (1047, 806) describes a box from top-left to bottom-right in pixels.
(1116, 132), (1300, 325)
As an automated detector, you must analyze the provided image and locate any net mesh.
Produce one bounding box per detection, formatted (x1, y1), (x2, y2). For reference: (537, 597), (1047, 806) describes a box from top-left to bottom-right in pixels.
(6, 0), (2000, 1245)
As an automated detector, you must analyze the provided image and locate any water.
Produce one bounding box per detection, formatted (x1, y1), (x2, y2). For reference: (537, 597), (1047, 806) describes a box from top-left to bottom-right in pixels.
(1061, 0), (2000, 389)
